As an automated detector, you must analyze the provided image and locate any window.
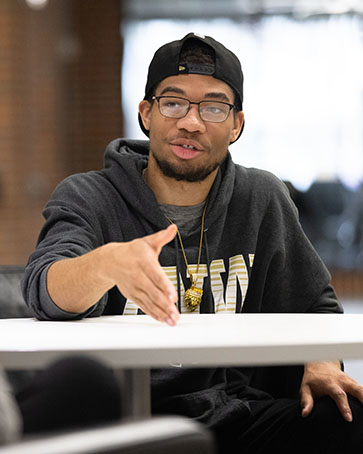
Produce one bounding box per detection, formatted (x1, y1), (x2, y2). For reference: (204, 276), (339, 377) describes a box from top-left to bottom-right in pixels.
(122, 14), (363, 190)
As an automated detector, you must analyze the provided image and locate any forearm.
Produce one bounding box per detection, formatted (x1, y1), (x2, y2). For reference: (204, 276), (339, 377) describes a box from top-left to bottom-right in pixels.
(47, 244), (115, 314)
(45, 226), (179, 325)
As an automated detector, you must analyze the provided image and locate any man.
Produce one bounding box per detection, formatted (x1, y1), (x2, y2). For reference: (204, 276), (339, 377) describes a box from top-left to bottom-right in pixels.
(22, 33), (363, 452)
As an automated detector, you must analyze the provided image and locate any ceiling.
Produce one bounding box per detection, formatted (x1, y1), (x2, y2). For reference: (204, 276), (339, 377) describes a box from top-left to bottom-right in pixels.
(123, 0), (363, 20)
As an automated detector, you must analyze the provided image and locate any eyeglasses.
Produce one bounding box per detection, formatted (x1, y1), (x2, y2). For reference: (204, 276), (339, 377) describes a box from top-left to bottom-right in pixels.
(151, 95), (235, 123)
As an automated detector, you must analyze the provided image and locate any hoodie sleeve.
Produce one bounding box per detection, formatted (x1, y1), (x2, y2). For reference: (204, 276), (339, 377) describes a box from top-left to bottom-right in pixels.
(21, 175), (109, 321)
(245, 173), (343, 315)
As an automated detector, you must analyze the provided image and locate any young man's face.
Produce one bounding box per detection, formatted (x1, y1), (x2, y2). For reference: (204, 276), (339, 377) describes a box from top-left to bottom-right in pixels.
(139, 74), (244, 183)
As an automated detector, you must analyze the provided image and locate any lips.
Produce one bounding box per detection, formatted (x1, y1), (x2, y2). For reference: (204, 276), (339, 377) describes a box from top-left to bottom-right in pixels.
(170, 139), (203, 160)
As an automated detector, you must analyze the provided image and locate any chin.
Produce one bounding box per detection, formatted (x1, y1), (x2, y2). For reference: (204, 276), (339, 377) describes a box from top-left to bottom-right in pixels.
(155, 157), (218, 183)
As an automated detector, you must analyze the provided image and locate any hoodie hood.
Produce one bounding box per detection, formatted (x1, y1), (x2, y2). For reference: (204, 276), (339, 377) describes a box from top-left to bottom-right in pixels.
(101, 138), (238, 313)
(102, 138), (236, 235)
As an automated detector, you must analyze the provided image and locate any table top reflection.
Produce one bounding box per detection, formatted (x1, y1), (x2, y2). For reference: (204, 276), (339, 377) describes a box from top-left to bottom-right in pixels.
(1, 313), (363, 370)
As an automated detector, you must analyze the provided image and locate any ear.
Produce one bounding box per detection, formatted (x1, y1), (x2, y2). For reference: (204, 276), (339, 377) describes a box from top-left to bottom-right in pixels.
(230, 111), (245, 143)
(139, 100), (153, 131)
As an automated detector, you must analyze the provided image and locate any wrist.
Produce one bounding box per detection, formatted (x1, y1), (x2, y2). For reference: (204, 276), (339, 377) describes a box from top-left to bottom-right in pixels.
(93, 243), (119, 289)
(304, 360), (341, 371)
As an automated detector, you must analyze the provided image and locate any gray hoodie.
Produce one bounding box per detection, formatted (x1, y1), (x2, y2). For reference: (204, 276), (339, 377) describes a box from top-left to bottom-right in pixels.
(21, 139), (342, 427)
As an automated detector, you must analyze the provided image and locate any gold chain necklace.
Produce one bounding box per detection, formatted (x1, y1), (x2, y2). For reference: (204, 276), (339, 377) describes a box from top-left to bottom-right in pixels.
(164, 200), (208, 312)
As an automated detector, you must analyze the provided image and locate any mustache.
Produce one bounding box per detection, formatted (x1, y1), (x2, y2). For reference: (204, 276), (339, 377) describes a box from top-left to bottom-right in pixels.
(168, 134), (208, 149)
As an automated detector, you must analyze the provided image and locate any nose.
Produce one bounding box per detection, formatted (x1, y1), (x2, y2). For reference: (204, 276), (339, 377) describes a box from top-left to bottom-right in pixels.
(176, 105), (206, 134)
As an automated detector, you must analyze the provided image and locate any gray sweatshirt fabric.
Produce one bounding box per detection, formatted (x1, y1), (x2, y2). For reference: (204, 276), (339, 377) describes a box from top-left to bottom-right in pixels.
(21, 138), (342, 427)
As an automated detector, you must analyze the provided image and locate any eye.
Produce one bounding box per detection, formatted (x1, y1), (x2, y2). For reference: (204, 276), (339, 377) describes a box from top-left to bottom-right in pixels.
(201, 102), (228, 116)
(165, 100), (182, 108)
(160, 97), (186, 110)
(205, 105), (224, 114)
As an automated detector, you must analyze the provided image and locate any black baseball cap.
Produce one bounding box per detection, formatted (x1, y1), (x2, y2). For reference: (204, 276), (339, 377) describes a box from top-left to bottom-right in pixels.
(138, 32), (245, 141)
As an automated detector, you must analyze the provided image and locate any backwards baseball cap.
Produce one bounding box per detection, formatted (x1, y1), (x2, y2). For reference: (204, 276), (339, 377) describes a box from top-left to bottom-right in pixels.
(138, 32), (244, 141)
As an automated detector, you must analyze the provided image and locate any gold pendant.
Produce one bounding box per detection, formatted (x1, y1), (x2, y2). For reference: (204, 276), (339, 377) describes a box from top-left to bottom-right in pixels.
(184, 286), (203, 312)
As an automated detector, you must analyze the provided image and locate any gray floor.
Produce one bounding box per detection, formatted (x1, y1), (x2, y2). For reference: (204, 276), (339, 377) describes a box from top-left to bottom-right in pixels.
(341, 299), (363, 384)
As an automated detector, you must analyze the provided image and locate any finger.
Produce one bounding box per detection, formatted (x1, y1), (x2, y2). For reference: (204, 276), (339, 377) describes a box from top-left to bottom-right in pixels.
(121, 280), (177, 325)
(131, 280), (179, 326)
(351, 385), (363, 404)
(125, 262), (179, 322)
(125, 231), (178, 305)
(300, 384), (314, 418)
(145, 224), (178, 255)
(145, 259), (178, 304)
(343, 380), (363, 405)
(138, 269), (179, 317)
(329, 387), (352, 422)
(134, 294), (177, 326)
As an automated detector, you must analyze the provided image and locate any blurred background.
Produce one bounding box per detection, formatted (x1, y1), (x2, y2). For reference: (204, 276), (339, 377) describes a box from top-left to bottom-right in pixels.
(1, 0), (363, 300)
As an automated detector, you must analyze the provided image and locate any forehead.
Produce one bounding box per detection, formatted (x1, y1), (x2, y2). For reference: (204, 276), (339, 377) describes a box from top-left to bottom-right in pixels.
(155, 74), (235, 102)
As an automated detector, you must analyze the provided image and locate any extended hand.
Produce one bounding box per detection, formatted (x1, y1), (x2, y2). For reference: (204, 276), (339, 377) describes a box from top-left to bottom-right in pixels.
(106, 224), (179, 326)
(300, 361), (363, 421)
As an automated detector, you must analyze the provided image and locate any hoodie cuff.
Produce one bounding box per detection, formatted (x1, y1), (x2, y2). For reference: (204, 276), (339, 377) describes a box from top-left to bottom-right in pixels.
(39, 264), (92, 320)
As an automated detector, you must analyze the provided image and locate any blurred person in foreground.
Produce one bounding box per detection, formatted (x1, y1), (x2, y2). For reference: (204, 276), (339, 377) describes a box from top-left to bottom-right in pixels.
(0, 357), (120, 445)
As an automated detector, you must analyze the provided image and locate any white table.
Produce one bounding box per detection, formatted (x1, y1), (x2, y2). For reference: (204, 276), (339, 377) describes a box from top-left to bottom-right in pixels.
(1, 313), (363, 416)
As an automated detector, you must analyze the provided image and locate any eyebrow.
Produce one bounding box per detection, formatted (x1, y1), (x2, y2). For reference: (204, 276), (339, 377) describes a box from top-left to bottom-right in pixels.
(158, 86), (232, 103)
(159, 86), (185, 96)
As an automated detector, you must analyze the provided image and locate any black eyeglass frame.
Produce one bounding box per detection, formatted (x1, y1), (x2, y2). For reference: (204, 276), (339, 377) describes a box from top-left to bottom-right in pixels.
(151, 95), (236, 123)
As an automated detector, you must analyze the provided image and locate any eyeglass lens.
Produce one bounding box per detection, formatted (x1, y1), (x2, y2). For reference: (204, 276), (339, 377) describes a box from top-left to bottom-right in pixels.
(157, 96), (232, 123)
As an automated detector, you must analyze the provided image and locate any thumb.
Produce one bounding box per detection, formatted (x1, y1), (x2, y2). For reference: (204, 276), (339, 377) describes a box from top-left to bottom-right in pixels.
(300, 384), (314, 418)
(144, 224), (178, 254)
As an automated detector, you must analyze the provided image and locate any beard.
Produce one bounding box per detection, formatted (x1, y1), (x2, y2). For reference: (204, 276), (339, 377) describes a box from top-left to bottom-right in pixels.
(152, 151), (225, 183)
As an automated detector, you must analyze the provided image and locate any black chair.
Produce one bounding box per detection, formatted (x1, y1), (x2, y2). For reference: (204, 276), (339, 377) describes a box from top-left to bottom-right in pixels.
(0, 266), (30, 319)
(297, 181), (356, 269)
(0, 416), (215, 454)
(0, 266), (34, 394)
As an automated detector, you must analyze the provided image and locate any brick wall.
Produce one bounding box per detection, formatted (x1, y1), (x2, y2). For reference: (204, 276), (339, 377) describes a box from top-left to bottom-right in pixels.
(331, 270), (363, 300)
(65, 0), (124, 173)
(0, 0), (123, 265)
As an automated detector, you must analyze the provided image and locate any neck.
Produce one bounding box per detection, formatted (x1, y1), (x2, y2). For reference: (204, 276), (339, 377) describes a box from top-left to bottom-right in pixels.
(144, 165), (216, 206)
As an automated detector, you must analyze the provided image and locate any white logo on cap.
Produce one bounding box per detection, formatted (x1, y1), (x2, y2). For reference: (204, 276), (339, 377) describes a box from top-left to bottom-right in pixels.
(193, 33), (205, 39)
